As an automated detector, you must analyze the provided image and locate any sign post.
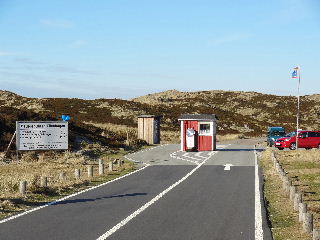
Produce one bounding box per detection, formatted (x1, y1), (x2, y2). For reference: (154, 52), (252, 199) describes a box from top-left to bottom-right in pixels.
(292, 66), (301, 150)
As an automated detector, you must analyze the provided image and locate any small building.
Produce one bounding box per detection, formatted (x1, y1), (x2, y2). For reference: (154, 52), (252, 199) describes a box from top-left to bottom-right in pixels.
(137, 115), (161, 144)
(178, 114), (218, 151)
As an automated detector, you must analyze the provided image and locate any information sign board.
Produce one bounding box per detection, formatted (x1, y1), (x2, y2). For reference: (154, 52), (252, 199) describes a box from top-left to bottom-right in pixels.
(16, 121), (68, 150)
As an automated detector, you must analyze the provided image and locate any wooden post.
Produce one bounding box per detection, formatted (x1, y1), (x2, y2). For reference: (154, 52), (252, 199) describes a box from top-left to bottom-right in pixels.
(88, 166), (93, 178)
(109, 161), (113, 172)
(99, 159), (103, 165)
(299, 203), (307, 222)
(40, 176), (48, 187)
(289, 186), (296, 202)
(294, 193), (302, 211)
(1, 131), (16, 162)
(303, 212), (313, 233)
(19, 180), (27, 194)
(313, 229), (320, 240)
(99, 163), (105, 175)
(59, 172), (66, 181)
(75, 169), (81, 179)
(286, 180), (292, 193)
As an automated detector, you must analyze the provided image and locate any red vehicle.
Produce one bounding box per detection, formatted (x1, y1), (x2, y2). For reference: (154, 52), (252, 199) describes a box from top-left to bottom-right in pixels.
(274, 131), (320, 150)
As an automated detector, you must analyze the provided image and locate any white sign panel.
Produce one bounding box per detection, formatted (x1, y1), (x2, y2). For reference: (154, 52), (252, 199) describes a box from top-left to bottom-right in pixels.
(16, 121), (68, 150)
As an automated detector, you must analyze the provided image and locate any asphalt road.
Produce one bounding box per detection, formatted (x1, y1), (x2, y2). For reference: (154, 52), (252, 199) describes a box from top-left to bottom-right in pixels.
(0, 140), (272, 240)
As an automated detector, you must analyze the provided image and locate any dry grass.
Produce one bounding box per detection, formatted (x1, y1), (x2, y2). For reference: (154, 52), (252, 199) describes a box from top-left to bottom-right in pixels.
(260, 148), (313, 240)
(0, 147), (136, 220)
(275, 149), (320, 230)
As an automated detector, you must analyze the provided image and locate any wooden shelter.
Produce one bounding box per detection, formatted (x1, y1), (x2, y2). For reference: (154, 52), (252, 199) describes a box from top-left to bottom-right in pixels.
(138, 115), (161, 144)
(178, 114), (218, 151)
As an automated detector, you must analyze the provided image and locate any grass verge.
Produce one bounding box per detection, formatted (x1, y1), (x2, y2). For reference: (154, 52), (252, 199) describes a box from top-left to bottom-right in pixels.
(260, 147), (312, 240)
(0, 146), (149, 220)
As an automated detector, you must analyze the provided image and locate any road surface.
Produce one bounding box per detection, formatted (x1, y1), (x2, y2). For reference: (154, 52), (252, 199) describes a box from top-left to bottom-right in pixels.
(0, 139), (272, 240)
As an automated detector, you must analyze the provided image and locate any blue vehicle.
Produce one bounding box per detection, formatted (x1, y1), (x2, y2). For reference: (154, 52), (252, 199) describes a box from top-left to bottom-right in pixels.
(267, 127), (286, 147)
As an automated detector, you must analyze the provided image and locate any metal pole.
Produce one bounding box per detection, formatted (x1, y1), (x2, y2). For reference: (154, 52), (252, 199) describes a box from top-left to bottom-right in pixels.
(296, 68), (301, 150)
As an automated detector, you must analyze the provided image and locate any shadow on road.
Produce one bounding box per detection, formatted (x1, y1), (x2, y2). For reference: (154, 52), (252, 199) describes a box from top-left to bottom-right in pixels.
(52, 192), (147, 205)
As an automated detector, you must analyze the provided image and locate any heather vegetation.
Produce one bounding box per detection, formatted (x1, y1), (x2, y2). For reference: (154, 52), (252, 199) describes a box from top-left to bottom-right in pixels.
(0, 89), (319, 156)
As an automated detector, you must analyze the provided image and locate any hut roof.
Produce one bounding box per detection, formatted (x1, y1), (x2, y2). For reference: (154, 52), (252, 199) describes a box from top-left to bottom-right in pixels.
(178, 114), (218, 121)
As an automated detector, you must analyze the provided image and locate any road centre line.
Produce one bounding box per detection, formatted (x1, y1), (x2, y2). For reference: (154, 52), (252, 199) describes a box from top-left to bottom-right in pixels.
(254, 145), (264, 240)
(96, 150), (217, 240)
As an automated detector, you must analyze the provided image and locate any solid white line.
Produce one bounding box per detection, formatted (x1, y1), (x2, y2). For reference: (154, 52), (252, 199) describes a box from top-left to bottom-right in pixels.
(96, 151), (217, 240)
(0, 163), (150, 224)
(254, 145), (264, 240)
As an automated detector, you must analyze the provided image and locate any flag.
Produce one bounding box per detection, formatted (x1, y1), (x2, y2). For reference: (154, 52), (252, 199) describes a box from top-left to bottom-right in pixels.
(292, 70), (298, 78)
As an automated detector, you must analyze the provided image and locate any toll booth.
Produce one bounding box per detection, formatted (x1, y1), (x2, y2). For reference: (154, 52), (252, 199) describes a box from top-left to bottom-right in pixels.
(178, 114), (218, 151)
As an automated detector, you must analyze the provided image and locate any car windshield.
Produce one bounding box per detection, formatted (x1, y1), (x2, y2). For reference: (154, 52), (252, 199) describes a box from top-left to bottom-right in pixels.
(271, 131), (285, 136)
(285, 132), (296, 137)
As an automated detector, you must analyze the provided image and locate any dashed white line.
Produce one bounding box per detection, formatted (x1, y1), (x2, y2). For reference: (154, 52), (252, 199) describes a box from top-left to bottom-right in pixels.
(96, 150), (217, 240)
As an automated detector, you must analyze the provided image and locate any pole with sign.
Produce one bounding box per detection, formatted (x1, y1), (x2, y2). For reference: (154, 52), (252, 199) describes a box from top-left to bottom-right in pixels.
(292, 66), (300, 150)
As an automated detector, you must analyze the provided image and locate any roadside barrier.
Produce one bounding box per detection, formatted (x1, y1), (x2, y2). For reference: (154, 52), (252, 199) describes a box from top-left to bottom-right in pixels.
(271, 152), (320, 238)
(16, 158), (123, 195)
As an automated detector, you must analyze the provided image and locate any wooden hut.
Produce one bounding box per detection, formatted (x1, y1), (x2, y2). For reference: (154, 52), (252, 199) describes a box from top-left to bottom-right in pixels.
(138, 115), (161, 144)
(178, 114), (218, 151)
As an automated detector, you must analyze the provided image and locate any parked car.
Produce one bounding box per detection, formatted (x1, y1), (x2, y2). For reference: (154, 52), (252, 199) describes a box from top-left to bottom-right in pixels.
(274, 130), (320, 150)
(267, 127), (286, 147)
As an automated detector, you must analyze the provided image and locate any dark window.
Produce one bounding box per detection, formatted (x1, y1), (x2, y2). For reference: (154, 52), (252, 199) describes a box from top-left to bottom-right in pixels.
(199, 123), (211, 135)
(308, 132), (316, 137)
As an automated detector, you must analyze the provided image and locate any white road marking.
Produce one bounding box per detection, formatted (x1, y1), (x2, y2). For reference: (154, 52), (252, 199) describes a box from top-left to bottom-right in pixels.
(169, 152), (199, 164)
(0, 163), (150, 224)
(96, 151), (217, 240)
(195, 152), (206, 158)
(223, 164), (233, 170)
(254, 145), (264, 240)
(182, 153), (204, 161)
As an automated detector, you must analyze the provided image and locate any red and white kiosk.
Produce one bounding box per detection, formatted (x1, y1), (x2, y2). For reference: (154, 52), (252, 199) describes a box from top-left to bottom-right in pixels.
(178, 114), (218, 151)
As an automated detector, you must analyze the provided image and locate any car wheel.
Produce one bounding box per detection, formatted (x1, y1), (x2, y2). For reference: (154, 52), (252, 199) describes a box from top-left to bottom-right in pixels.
(278, 148), (284, 150)
(290, 143), (296, 150)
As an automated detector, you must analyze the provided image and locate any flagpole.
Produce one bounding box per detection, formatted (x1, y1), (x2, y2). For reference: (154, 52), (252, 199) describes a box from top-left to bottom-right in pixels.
(296, 67), (301, 150)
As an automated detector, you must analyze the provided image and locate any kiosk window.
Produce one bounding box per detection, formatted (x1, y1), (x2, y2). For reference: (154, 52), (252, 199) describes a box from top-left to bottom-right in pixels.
(199, 123), (211, 135)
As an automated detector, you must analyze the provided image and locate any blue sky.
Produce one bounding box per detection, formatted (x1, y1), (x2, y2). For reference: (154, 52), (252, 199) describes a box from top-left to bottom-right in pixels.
(0, 0), (319, 99)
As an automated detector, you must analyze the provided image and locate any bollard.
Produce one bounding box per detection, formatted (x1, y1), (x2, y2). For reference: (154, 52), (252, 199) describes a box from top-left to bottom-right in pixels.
(99, 159), (104, 165)
(313, 228), (320, 240)
(99, 163), (105, 175)
(299, 202), (307, 222)
(87, 166), (93, 178)
(289, 186), (296, 202)
(303, 212), (313, 233)
(59, 172), (66, 181)
(40, 176), (48, 187)
(294, 193), (302, 211)
(75, 169), (81, 179)
(19, 180), (27, 195)
(109, 162), (113, 171)
(286, 180), (292, 193)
